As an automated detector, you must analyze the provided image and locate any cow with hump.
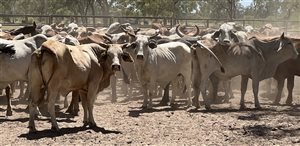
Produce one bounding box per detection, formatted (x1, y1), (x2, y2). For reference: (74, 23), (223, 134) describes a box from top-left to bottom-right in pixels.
(202, 33), (298, 110)
(122, 32), (194, 108)
(28, 39), (134, 132)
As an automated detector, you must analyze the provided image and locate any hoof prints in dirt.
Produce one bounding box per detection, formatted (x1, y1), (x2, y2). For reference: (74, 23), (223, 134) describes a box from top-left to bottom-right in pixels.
(18, 126), (122, 140)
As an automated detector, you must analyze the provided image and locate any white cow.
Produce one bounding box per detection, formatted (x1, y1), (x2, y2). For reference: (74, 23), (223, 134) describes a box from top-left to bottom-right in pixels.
(124, 35), (193, 108)
(0, 34), (48, 116)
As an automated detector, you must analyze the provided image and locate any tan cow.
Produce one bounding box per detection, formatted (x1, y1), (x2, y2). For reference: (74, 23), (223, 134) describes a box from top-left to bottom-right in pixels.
(28, 40), (133, 132)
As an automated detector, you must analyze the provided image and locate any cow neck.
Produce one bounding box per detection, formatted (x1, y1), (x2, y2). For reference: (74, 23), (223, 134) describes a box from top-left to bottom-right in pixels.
(252, 38), (281, 62)
(252, 38), (287, 80)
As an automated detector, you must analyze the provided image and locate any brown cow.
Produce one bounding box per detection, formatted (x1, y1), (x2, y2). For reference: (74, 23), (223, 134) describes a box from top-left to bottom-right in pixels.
(28, 40), (134, 132)
(273, 37), (300, 105)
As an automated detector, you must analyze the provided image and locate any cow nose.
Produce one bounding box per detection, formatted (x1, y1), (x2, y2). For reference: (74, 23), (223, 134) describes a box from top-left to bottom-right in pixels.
(136, 55), (144, 60)
(112, 64), (120, 71)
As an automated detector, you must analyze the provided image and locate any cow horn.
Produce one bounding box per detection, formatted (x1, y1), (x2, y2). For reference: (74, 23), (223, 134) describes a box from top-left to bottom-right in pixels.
(176, 24), (185, 38)
(120, 26), (128, 33)
(149, 31), (159, 40)
(192, 25), (199, 37)
(104, 33), (112, 39)
(121, 26), (136, 38)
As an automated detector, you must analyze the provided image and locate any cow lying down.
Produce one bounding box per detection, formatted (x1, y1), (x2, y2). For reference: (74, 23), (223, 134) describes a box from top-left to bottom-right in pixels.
(28, 40), (134, 132)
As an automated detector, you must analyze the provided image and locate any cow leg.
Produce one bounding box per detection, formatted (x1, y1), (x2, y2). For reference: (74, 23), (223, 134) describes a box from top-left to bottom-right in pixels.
(286, 76), (294, 105)
(240, 75), (248, 110)
(274, 78), (284, 105)
(47, 91), (60, 131)
(148, 82), (156, 109)
(80, 92), (89, 127)
(10, 83), (16, 96)
(5, 86), (12, 116)
(63, 96), (68, 108)
(170, 81), (177, 107)
(28, 86), (44, 132)
(183, 77), (192, 107)
(66, 91), (80, 116)
(111, 75), (117, 103)
(17, 81), (25, 98)
(201, 79), (211, 110)
(159, 82), (170, 106)
(192, 76), (201, 108)
(252, 78), (261, 109)
(210, 75), (219, 104)
(141, 84), (148, 108)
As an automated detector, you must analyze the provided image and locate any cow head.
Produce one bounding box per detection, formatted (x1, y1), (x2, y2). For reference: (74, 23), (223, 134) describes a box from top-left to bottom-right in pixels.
(211, 29), (239, 44)
(276, 33), (298, 59)
(122, 32), (159, 62)
(211, 23), (241, 44)
(98, 44), (134, 72)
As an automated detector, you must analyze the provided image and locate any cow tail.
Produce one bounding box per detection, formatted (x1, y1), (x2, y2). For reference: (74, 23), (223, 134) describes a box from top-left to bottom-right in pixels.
(37, 50), (56, 93)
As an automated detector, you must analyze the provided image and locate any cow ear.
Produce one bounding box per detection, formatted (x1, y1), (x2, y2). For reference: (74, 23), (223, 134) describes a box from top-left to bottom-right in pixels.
(148, 41), (157, 49)
(229, 31), (239, 43)
(98, 42), (109, 49)
(211, 30), (221, 41)
(122, 52), (134, 62)
(122, 42), (136, 50)
(99, 52), (107, 63)
(280, 32), (285, 39)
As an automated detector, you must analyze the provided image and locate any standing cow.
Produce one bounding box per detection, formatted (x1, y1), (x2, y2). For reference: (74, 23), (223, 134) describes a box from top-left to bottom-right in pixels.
(28, 40), (134, 132)
(0, 34), (48, 116)
(203, 33), (298, 109)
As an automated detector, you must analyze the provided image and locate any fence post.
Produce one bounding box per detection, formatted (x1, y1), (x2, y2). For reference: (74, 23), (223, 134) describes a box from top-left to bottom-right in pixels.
(284, 20), (288, 35)
(206, 19), (209, 28)
(49, 15), (53, 24)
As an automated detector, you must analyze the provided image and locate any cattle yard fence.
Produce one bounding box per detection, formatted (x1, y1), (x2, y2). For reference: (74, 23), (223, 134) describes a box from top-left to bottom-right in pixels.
(0, 14), (300, 35)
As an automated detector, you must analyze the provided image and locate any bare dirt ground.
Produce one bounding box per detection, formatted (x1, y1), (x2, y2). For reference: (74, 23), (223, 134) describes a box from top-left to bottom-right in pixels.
(0, 78), (300, 145)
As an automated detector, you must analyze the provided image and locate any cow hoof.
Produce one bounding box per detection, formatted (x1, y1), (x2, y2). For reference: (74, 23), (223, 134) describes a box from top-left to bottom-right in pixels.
(286, 100), (293, 105)
(204, 105), (211, 110)
(29, 127), (37, 133)
(88, 122), (97, 128)
(158, 101), (168, 106)
(83, 121), (89, 127)
(6, 110), (12, 116)
(240, 104), (246, 110)
(255, 105), (262, 110)
(51, 126), (60, 132)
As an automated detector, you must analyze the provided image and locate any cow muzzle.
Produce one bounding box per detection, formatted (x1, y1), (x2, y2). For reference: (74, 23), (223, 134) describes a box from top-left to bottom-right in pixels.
(223, 39), (230, 44)
(112, 64), (121, 71)
(136, 54), (144, 60)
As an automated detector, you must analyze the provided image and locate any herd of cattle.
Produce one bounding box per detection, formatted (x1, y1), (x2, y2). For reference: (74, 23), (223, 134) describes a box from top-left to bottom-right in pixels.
(0, 20), (299, 133)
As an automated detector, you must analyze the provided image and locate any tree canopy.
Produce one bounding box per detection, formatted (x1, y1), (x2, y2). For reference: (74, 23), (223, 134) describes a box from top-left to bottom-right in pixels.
(0, 0), (299, 20)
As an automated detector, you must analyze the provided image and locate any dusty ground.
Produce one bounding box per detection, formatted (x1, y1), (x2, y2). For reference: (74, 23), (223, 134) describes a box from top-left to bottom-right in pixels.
(0, 78), (300, 145)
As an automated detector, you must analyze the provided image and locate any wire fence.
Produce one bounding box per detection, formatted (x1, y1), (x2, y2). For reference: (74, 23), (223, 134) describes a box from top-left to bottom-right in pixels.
(1, 14), (300, 35)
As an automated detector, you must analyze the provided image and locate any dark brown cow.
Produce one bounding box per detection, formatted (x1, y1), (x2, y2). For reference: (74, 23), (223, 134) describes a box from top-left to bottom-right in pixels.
(273, 37), (300, 105)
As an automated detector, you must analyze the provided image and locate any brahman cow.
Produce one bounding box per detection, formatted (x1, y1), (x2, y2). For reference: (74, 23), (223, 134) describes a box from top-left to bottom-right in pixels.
(273, 37), (300, 105)
(123, 34), (193, 108)
(204, 33), (298, 109)
(0, 34), (48, 116)
(28, 40), (134, 132)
